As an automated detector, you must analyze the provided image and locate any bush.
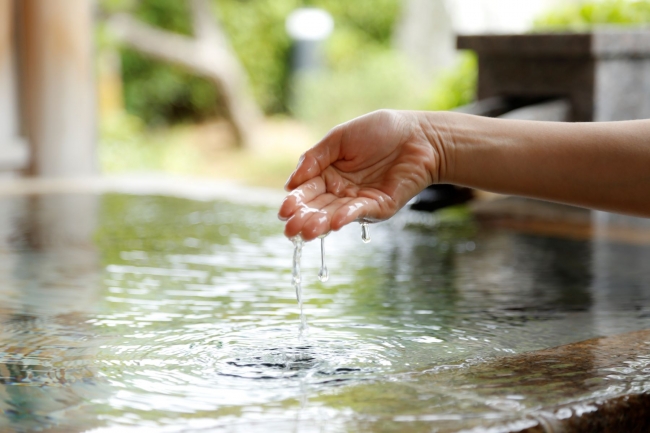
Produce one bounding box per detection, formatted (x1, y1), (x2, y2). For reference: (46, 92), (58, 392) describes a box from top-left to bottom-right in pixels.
(217, 0), (400, 114)
(103, 0), (224, 126)
(99, 112), (203, 173)
(100, 0), (401, 125)
(120, 49), (224, 126)
(424, 52), (477, 112)
(534, 0), (650, 30)
(291, 50), (428, 134)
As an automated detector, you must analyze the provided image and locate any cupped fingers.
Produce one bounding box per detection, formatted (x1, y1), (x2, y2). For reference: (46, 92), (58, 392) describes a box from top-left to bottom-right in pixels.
(330, 197), (381, 231)
(299, 197), (357, 241)
(278, 177), (326, 221)
(283, 194), (338, 239)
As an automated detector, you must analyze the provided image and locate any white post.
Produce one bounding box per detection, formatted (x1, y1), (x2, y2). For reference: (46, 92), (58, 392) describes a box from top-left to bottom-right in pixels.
(393, 0), (455, 78)
(20, 0), (96, 177)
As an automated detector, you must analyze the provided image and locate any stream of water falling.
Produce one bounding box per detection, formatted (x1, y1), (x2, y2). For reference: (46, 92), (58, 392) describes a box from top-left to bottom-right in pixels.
(318, 234), (329, 282)
(3, 193), (650, 432)
(291, 236), (308, 332)
(293, 225), (369, 332)
(361, 221), (371, 243)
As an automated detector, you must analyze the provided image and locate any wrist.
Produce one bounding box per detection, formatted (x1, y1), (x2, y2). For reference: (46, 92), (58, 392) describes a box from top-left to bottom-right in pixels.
(415, 110), (456, 185)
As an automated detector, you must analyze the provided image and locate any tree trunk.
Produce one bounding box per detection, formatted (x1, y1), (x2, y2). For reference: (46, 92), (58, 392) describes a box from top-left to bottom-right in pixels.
(108, 0), (262, 148)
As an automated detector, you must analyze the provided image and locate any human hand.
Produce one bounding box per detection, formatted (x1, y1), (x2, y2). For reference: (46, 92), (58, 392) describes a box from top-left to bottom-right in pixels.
(278, 109), (446, 241)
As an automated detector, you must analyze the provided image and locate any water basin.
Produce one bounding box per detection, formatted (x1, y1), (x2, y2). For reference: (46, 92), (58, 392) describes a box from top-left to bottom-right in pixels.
(0, 188), (649, 432)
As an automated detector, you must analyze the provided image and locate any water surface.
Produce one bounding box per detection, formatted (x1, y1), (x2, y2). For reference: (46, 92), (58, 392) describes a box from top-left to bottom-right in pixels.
(0, 193), (649, 432)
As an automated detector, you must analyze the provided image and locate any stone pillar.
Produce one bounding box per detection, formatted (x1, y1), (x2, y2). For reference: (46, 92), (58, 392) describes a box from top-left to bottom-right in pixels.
(19, 0), (96, 177)
(458, 30), (650, 334)
(457, 30), (650, 122)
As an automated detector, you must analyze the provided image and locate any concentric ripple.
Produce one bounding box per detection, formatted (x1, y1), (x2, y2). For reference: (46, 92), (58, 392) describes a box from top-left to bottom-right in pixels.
(0, 193), (650, 432)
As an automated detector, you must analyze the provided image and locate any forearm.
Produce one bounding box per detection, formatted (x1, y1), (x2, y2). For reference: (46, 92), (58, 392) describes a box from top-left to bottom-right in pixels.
(421, 111), (650, 217)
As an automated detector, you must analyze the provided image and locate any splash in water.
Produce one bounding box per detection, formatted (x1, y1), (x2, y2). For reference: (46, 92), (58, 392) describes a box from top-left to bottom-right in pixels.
(291, 236), (308, 332)
(361, 222), (371, 243)
(318, 234), (329, 282)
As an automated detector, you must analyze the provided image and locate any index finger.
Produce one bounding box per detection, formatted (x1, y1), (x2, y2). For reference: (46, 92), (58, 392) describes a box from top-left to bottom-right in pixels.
(284, 126), (343, 191)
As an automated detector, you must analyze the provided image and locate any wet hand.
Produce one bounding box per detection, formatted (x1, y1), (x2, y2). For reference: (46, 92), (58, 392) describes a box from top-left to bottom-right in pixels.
(278, 110), (444, 241)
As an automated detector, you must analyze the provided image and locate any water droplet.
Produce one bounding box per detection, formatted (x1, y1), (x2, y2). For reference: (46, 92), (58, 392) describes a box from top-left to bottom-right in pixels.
(318, 266), (329, 282)
(361, 222), (371, 243)
(318, 234), (329, 282)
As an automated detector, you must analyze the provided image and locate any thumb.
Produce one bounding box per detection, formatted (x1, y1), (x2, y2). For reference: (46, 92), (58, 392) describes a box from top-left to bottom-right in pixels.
(285, 127), (343, 191)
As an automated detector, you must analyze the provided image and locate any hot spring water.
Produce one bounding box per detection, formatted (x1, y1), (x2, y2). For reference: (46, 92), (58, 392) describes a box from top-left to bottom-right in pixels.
(292, 223), (370, 333)
(1, 192), (650, 432)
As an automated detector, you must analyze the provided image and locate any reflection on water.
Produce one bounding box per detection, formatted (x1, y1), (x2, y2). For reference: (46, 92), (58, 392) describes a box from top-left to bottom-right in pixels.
(0, 193), (649, 432)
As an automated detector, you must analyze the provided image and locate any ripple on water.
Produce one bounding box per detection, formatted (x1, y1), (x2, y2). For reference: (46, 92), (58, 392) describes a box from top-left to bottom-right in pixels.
(1, 194), (650, 432)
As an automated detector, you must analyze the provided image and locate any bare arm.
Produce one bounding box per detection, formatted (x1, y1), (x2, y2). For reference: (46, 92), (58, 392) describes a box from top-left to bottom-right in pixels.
(436, 112), (650, 217)
(280, 110), (650, 240)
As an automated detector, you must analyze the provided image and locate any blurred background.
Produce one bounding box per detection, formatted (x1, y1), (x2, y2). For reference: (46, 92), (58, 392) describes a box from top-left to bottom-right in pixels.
(2, 0), (650, 188)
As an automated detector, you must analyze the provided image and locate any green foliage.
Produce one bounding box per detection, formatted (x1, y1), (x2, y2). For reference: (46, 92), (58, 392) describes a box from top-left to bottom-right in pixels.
(127, 0), (194, 34)
(99, 112), (203, 173)
(534, 0), (650, 31)
(98, 112), (309, 188)
(120, 48), (223, 126)
(100, 0), (401, 125)
(99, 0), (138, 14)
(104, 0), (221, 125)
(216, 0), (400, 114)
(425, 52), (478, 112)
(291, 51), (427, 134)
(292, 49), (479, 135)
(311, 0), (400, 46)
(212, 0), (299, 115)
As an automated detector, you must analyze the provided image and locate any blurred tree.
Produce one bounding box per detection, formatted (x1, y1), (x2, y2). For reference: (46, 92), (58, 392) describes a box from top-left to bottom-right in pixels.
(106, 0), (262, 147)
(534, 0), (650, 30)
(424, 52), (477, 112)
(100, 0), (401, 125)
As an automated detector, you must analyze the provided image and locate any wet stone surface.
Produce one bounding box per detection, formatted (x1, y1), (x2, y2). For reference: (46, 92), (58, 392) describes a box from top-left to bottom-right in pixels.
(0, 192), (648, 432)
(333, 329), (650, 432)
